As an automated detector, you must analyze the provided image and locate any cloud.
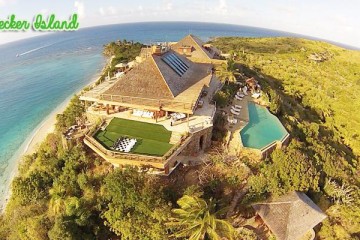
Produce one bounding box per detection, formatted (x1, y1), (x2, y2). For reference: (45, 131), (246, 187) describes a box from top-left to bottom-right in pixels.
(99, 7), (105, 16)
(164, 0), (173, 11)
(219, 0), (227, 12)
(40, 9), (49, 15)
(215, 0), (227, 15)
(276, 6), (295, 14)
(99, 1), (172, 19)
(99, 6), (118, 16)
(0, 0), (16, 7)
(74, 1), (85, 19)
(202, 0), (229, 16)
(108, 6), (118, 15)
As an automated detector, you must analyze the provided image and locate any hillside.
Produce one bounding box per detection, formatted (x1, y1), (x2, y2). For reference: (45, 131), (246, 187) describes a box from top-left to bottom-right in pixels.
(210, 37), (360, 239)
(211, 37), (360, 156)
(0, 37), (359, 240)
(213, 35), (360, 156)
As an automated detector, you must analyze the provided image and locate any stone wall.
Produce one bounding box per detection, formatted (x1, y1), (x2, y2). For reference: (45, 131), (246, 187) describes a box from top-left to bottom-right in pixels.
(180, 126), (213, 156)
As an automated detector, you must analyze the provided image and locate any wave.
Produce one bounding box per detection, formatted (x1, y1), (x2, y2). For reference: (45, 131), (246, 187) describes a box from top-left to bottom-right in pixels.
(16, 43), (55, 57)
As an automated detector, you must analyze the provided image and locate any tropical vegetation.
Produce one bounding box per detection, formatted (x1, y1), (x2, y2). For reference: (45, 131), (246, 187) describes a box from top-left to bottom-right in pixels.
(210, 37), (360, 239)
(97, 39), (144, 84)
(168, 195), (234, 240)
(1, 37), (360, 240)
(215, 59), (239, 84)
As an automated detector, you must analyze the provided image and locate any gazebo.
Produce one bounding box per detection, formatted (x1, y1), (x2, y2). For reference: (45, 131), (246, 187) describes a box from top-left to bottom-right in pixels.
(115, 63), (128, 72)
(252, 191), (327, 240)
(246, 77), (258, 92)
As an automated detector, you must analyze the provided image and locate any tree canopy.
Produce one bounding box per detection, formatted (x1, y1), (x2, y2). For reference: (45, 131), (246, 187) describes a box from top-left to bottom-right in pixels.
(168, 195), (234, 240)
(102, 168), (171, 240)
(215, 59), (239, 84)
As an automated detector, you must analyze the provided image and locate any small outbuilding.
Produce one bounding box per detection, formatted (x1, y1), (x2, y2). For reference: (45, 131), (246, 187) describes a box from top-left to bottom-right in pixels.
(245, 77), (258, 92)
(171, 34), (220, 60)
(252, 191), (327, 240)
(115, 63), (128, 72)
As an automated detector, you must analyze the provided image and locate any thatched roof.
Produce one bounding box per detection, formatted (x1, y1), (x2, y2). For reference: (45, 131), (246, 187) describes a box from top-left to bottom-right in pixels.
(252, 191), (327, 240)
(152, 51), (211, 97)
(140, 47), (152, 59)
(246, 77), (257, 87)
(171, 34), (215, 59)
(103, 50), (212, 112)
(115, 63), (128, 68)
(105, 56), (174, 100)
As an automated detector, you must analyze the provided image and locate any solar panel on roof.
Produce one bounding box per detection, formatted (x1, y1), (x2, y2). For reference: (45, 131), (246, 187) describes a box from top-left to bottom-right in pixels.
(168, 55), (188, 73)
(165, 56), (185, 75)
(168, 54), (189, 69)
(167, 55), (187, 73)
(165, 55), (185, 74)
(162, 57), (183, 76)
(162, 53), (189, 76)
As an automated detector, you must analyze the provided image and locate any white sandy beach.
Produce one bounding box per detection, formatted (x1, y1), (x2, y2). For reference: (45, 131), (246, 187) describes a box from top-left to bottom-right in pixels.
(0, 74), (105, 213)
(0, 97), (70, 213)
(0, 55), (110, 213)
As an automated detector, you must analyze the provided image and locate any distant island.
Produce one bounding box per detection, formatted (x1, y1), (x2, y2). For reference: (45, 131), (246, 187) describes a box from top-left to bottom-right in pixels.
(0, 35), (359, 240)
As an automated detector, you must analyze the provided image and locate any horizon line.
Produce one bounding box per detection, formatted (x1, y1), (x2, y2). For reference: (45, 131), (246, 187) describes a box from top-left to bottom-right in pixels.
(0, 21), (359, 51)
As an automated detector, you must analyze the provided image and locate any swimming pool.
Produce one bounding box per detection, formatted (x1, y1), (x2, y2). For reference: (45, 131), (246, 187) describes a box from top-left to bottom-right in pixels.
(240, 102), (288, 149)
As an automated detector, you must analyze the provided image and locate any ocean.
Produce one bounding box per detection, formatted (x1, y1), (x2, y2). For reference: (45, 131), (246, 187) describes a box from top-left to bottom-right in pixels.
(0, 21), (352, 201)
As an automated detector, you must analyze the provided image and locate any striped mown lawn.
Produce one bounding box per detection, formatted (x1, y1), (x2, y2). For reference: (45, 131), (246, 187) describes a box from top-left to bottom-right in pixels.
(93, 118), (173, 156)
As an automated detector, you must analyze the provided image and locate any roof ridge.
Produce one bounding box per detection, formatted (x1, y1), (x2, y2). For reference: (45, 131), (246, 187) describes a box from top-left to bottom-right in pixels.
(254, 200), (295, 205)
(285, 199), (298, 240)
(187, 35), (212, 58)
(150, 54), (175, 98)
(252, 192), (327, 240)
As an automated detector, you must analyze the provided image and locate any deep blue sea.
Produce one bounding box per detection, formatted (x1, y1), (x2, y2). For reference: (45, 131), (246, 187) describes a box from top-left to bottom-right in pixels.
(0, 21), (354, 201)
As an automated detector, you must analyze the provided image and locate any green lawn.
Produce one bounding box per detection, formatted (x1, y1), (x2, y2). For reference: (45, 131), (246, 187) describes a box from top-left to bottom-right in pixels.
(93, 118), (173, 156)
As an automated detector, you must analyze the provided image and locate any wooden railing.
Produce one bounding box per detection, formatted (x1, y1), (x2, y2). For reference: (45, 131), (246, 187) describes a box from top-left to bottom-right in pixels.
(98, 94), (194, 111)
(189, 102), (216, 133)
(189, 122), (206, 133)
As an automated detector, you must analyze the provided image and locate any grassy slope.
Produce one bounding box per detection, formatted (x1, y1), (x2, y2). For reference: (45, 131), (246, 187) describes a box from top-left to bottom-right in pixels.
(211, 37), (360, 156)
(94, 118), (173, 156)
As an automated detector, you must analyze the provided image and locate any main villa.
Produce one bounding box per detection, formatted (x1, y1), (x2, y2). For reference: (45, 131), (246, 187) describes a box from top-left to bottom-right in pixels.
(78, 35), (322, 239)
(80, 35), (222, 175)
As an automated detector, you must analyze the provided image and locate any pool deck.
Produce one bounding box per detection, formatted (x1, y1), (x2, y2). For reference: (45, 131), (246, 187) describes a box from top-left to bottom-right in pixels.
(224, 95), (252, 155)
(224, 94), (288, 159)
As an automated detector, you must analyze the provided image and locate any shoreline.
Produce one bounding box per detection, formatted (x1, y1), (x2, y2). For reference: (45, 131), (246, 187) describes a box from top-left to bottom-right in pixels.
(0, 97), (70, 213)
(0, 57), (109, 213)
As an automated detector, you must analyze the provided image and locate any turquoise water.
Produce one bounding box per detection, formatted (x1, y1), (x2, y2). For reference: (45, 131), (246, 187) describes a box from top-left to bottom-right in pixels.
(240, 102), (288, 149)
(0, 22), (315, 203)
(0, 42), (105, 200)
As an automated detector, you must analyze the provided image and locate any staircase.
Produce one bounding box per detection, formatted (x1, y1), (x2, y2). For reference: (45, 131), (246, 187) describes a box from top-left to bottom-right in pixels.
(169, 131), (183, 144)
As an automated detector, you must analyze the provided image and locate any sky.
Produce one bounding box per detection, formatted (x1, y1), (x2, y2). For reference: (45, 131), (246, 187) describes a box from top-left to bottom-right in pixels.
(0, 0), (359, 48)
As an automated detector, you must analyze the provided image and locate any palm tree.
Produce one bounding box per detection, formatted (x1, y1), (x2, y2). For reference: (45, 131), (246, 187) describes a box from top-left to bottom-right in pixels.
(168, 195), (234, 240)
(216, 59), (239, 85)
(48, 183), (66, 216)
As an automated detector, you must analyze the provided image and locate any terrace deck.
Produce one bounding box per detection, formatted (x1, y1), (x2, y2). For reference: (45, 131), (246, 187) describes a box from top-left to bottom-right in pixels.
(94, 118), (173, 157)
